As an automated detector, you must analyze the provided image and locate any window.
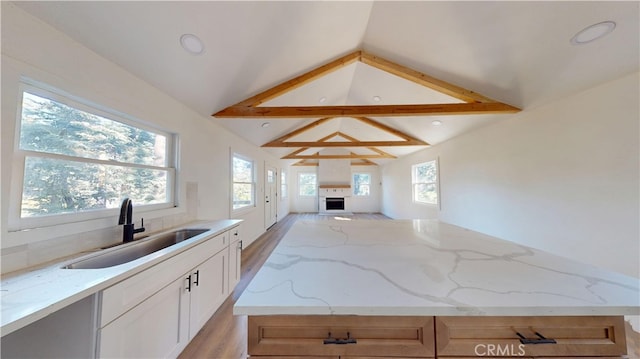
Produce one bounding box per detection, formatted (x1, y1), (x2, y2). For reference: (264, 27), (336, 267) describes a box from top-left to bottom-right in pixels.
(281, 170), (287, 198)
(13, 84), (175, 227)
(298, 173), (317, 197)
(353, 173), (371, 196)
(412, 160), (438, 204)
(232, 154), (255, 210)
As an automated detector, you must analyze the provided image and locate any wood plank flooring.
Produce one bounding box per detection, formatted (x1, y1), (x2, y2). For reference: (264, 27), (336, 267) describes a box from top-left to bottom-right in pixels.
(178, 213), (640, 359)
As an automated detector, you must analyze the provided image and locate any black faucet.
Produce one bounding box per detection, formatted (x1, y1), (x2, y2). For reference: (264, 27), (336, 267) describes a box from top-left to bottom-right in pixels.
(118, 198), (145, 243)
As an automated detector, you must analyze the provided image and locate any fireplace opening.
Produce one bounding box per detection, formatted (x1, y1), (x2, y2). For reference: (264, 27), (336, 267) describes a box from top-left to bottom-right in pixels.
(326, 197), (345, 211)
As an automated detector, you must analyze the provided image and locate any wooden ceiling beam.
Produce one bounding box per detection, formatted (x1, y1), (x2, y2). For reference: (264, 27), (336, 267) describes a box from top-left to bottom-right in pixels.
(353, 117), (429, 145)
(215, 102), (520, 118)
(360, 51), (496, 104)
(283, 153), (396, 160)
(264, 117), (334, 145)
(350, 153), (379, 166)
(292, 160), (319, 166)
(281, 133), (396, 161)
(265, 139), (426, 148)
(351, 160), (378, 166)
(221, 51), (361, 109)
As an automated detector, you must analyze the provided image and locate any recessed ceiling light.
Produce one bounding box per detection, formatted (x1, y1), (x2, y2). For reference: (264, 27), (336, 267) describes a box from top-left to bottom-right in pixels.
(431, 120), (443, 126)
(180, 34), (204, 55)
(261, 122), (271, 128)
(570, 21), (616, 45)
(372, 96), (382, 102)
(319, 96), (327, 103)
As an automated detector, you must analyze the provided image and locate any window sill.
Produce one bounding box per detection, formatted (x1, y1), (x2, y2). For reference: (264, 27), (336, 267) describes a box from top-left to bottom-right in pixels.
(232, 205), (256, 217)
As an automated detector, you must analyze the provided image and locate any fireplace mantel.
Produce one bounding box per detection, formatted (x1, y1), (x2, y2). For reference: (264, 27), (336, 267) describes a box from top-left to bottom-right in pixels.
(319, 184), (351, 189)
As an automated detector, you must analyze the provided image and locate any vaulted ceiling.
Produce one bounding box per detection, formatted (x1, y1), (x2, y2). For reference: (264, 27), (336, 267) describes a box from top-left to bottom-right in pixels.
(13, 1), (640, 164)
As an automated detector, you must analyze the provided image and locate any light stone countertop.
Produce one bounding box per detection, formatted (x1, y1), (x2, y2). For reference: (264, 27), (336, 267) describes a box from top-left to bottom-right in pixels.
(1, 219), (242, 336)
(234, 219), (639, 316)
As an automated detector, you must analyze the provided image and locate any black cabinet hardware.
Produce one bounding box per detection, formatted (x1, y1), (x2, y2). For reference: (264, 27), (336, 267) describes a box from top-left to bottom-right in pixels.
(516, 331), (556, 344)
(193, 270), (200, 286)
(323, 332), (357, 345)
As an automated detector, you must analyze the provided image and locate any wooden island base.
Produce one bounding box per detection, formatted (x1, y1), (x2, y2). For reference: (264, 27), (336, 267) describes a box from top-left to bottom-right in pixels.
(247, 315), (627, 358)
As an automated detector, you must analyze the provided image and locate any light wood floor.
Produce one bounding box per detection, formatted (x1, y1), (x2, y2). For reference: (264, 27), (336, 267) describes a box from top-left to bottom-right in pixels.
(178, 213), (640, 359)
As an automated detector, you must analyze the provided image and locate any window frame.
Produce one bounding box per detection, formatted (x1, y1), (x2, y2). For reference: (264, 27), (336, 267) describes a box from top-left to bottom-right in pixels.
(352, 172), (372, 197)
(297, 172), (317, 197)
(9, 81), (177, 231)
(280, 169), (288, 199)
(231, 152), (256, 213)
(411, 160), (439, 205)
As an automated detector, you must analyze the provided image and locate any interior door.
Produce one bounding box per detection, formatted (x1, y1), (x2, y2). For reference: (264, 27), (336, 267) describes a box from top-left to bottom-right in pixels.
(265, 165), (278, 228)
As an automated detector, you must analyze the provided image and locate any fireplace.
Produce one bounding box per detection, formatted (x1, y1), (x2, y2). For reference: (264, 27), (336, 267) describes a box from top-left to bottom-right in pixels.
(318, 185), (351, 214)
(325, 197), (345, 211)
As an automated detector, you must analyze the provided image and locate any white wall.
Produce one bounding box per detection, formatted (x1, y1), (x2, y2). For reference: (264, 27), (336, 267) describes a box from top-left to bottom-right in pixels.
(381, 153), (439, 219)
(381, 72), (639, 278)
(318, 151), (351, 185)
(288, 166), (318, 213)
(350, 167), (381, 213)
(0, 3), (287, 274)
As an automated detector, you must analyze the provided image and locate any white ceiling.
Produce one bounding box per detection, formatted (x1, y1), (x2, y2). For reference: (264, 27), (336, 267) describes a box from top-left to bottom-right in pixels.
(14, 1), (640, 163)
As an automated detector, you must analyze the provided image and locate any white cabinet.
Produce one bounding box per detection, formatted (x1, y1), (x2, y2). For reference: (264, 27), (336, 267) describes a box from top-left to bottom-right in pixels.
(188, 247), (228, 337)
(99, 276), (189, 358)
(228, 227), (242, 293)
(98, 227), (240, 359)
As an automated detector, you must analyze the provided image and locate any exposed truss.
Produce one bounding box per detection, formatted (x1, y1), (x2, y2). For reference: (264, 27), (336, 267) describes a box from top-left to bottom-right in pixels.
(262, 117), (428, 148)
(214, 49), (521, 162)
(213, 50), (521, 118)
(284, 131), (396, 164)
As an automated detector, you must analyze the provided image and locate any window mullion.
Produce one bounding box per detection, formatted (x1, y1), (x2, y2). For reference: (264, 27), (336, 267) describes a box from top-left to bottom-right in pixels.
(20, 149), (171, 172)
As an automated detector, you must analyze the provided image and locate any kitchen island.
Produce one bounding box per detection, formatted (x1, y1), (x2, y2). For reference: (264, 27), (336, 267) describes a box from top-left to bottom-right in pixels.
(234, 219), (639, 358)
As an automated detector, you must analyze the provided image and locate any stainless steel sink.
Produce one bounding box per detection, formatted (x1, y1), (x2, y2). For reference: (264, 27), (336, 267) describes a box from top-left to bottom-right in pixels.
(63, 229), (210, 269)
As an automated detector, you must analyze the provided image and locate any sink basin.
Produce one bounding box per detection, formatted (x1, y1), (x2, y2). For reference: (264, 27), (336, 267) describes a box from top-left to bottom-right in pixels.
(63, 229), (209, 269)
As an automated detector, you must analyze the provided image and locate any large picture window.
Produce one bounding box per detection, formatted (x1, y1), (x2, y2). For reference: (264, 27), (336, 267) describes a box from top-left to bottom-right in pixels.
(298, 173), (317, 197)
(13, 84), (175, 228)
(412, 160), (438, 204)
(232, 154), (255, 211)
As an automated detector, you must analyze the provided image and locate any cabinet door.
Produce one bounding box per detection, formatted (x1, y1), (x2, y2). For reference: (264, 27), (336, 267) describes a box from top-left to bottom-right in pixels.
(98, 276), (190, 359)
(228, 230), (242, 293)
(189, 247), (228, 339)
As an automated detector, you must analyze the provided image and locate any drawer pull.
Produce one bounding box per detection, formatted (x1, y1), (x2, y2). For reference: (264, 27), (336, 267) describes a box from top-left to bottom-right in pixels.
(323, 332), (357, 345)
(516, 331), (557, 345)
(193, 270), (200, 287)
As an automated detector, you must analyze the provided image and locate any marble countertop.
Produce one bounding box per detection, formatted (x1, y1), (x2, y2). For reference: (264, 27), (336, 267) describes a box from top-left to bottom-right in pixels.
(234, 219), (639, 317)
(1, 219), (242, 336)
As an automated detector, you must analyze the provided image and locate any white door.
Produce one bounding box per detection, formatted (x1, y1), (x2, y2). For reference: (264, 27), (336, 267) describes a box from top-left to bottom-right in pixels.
(265, 165), (278, 228)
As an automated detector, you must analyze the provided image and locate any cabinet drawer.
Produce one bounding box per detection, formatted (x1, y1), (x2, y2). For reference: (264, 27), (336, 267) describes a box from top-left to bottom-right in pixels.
(435, 316), (627, 357)
(100, 232), (227, 326)
(248, 315), (435, 358)
(230, 225), (240, 243)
